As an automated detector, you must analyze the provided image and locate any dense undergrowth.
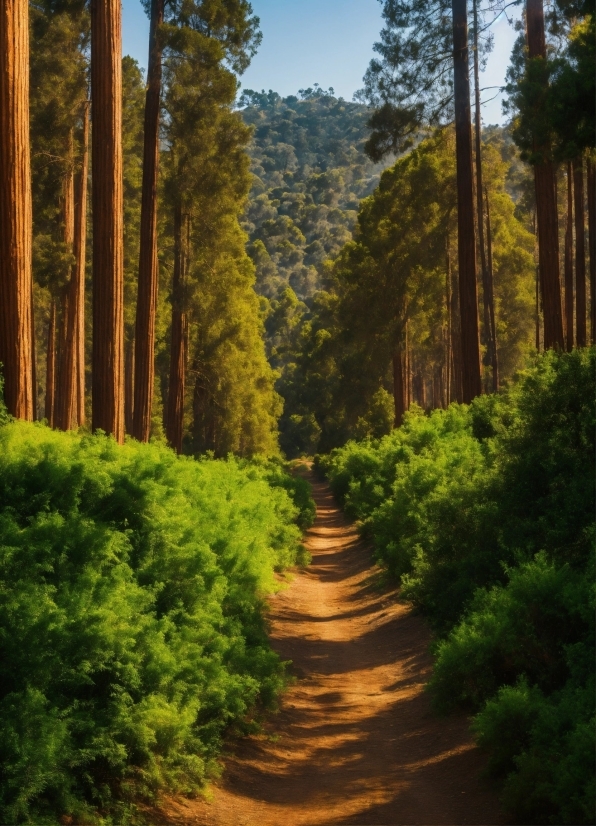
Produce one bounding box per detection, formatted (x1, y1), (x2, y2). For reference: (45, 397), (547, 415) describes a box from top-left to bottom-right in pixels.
(319, 348), (595, 825)
(0, 411), (314, 824)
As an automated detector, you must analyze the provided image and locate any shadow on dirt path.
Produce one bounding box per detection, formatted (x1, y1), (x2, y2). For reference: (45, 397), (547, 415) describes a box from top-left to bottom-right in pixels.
(153, 471), (505, 826)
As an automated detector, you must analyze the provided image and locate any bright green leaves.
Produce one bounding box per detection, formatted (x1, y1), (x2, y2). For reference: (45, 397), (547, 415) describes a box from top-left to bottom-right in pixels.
(0, 423), (310, 822)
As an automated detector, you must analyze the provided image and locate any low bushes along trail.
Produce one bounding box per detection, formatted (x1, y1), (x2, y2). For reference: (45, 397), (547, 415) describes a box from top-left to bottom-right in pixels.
(157, 471), (505, 825)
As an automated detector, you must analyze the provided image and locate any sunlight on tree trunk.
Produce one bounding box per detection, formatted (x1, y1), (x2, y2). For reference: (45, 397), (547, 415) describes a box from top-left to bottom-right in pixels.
(133, 0), (164, 442)
(91, 0), (124, 442)
(452, 0), (481, 402)
(0, 0), (33, 419)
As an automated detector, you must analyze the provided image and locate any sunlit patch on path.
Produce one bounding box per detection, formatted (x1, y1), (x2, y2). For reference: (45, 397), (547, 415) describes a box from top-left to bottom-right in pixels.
(154, 471), (504, 826)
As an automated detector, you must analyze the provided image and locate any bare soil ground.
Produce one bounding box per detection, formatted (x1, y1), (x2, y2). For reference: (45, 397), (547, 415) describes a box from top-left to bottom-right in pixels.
(154, 471), (505, 826)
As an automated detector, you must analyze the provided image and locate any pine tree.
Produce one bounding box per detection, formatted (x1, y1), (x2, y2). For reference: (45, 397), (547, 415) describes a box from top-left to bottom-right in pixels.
(133, 0), (164, 442)
(360, 0), (487, 400)
(526, 0), (564, 349)
(90, 0), (124, 442)
(0, 0), (34, 419)
(452, 0), (481, 401)
(29, 1), (88, 426)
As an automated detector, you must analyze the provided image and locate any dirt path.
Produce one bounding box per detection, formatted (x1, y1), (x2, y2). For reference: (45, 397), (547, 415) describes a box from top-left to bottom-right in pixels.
(157, 472), (505, 826)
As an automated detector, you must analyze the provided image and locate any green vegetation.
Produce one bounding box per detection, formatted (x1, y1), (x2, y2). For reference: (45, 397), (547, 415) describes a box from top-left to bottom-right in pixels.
(240, 87), (388, 302)
(0, 409), (313, 824)
(276, 126), (535, 457)
(319, 348), (595, 824)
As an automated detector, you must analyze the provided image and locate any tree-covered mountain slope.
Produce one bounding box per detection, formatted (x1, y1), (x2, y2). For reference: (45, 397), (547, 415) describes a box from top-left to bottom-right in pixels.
(239, 87), (389, 301)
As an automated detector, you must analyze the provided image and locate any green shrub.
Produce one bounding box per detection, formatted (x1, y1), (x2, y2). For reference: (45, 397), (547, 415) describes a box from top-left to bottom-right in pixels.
(0, 423), (309, 824)
(320, 348), (595, 824)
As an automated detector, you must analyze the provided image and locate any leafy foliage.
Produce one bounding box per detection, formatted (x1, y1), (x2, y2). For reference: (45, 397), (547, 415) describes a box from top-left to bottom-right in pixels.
(239, 88), (389, 301)
(320, 348), (595, 823)
(0, 422), (312, 823)
(281, 128), (535, 457)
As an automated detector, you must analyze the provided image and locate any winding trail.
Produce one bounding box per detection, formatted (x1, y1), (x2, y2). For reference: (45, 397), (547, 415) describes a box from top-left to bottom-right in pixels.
(157, 471), (504, 826)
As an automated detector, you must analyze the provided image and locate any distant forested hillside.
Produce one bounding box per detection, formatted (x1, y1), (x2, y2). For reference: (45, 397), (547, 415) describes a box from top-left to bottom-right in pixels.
(239, 87), (388, 301)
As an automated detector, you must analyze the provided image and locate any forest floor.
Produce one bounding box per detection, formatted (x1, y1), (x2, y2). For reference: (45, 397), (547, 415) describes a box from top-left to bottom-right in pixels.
(152, 470), (506, 826)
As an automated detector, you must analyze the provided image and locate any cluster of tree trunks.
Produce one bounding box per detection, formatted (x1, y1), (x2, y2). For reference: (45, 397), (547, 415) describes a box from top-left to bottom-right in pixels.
(1, 0), (595, 444)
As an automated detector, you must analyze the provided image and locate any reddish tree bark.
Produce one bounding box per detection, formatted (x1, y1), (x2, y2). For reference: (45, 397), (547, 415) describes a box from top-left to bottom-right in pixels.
(587, 157), (596, 344)
(74, 104), (89, 427)
(91, 0), (124, 442)
(452, 0), (482, 402)
(45, 300), (56, 425)
(133, 0), (165, 442)
(0, 0), (33, 419)
(125, 339), (134, 434)
(55, 139), (76, 430)
(573, 156), (586, 347)
(526, 0), (564, 349)
(166, 206), (188, 453)
(564, 162), (574, 351)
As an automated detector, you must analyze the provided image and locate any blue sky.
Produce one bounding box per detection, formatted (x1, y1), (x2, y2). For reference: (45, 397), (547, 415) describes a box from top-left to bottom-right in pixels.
(122, 0), (519, 125)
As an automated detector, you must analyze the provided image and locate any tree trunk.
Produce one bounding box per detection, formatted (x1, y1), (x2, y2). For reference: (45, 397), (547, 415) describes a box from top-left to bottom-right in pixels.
(449, 248), (464, 403)
(125, 338), (134, 434)
(484, 187), (499, 390)
(91, 0), (124, 442)
(564, 162), (574, 351)
(56, 137), (76, 430)
(133, 0), (164, 442)
(31, 276), (37, 419)
(587, 156), (596, 344)
(452, 0), (482, 402)
(392, 347), (406, 428)
(473, 0), (497, 390)
(0, 0), (33, 419)
(445, 249), (452, 404)
(573, 156), (586, 347)
(45, 300), (56, 425)
(526, 0), (564, 349)
(74, 103), (89, 427)
(166, 205), (188, 453)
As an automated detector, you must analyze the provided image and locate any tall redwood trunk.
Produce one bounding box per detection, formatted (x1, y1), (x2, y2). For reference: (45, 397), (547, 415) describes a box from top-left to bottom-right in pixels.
(45, 300), (56, 425)
(485, 187), (498, 390)
(74, 104), (89, 427)
(564, 162), (574, 351)
(472, 0), (496, 389)
(166, 205), (188, 453)
(526, 0), (564, 349)
(452, 0), (482, 402)
(133, 0), (164, 442)
(392, 347), (406, 427)
(56, 139), (76, 430)
(0, 0), (33, 419)
(573, 156), (586, 347)
(587, 157), (596, 344)
(125, 338), (134, 434)
(91, 0), (124, 442)
(57, 115), (88, 430)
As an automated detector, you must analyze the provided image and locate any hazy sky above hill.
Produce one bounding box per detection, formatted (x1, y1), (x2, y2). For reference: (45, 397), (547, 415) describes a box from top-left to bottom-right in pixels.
(122, 0), (519, 125)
